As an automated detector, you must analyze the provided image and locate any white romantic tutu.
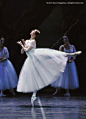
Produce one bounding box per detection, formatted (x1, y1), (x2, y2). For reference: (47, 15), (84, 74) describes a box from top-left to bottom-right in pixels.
(0, 60), (18, 90)
(17, 48), (68, 93)
(51, 62), (79, 89)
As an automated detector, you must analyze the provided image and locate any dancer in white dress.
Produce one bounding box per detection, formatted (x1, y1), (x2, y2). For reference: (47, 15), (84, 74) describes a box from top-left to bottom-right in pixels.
(0, 37), (18, 96)
(51, 36), (79, 96)
(17, 30), (81, 106)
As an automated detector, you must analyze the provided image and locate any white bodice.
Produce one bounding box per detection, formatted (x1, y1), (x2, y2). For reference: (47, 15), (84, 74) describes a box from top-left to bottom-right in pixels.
(25, 40), (36, 57)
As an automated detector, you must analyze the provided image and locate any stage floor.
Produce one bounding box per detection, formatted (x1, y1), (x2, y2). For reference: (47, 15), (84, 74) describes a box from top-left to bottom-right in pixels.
(0, 94), (86, 119)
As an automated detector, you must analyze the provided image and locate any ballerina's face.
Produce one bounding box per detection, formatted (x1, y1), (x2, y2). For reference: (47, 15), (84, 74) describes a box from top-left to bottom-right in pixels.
(30, 30), (36, 38)
(0, 38), (4, 47)
(63, 36), (69, 43)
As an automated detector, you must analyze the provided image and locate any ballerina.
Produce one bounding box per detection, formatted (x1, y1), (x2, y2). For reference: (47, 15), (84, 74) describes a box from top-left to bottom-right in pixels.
(51, 35), (80, 96)
(17, 29), (81, 106)
(0, 37), (18, 97)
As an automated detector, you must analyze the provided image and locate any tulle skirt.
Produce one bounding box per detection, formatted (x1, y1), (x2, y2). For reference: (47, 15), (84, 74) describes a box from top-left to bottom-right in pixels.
(17, 48), (68, 93)
(51, 62), (79, 89)
(0, 60), (18, 90)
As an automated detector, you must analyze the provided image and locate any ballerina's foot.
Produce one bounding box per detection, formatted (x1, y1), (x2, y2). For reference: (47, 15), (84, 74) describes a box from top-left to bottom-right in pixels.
(0, 94), (6, 97)
(53, 92), (57, 96)
(73, 51), (82, 56)
(31, 96), (37, 107)
(64, 92), (70, 97)
(67, 51), (82, 57)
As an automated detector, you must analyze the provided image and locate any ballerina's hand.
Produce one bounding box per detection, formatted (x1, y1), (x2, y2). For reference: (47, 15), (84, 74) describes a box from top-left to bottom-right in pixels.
(68, 59), (74, 63)
(16, 41), (22, 46)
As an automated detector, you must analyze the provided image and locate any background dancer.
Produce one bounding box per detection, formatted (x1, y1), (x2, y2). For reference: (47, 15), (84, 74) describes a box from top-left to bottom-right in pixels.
(0, 37), (18, 97)
(51, 36), (79, 96)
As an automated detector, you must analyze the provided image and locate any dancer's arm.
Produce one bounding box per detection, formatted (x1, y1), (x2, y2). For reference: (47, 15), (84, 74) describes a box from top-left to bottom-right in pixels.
(0, 53), (8, 62)
(59, 45), (72, 63)
(0, 57), (7, 62)
(59, 45), (64, 52)
(17, 41), (33, 52)
(68, 58), (74, 63)
(68, 57), (75, 63)
(0, 55), (8, 62)
(68, 45), (76, 63)
(21, 48), (24, 54)
(0, 47), (9, 62)
(21, 39), (25, 54)
(22, 45), (32, 52)
(0, 57), (3, 60)
(0, 55), (7, 61)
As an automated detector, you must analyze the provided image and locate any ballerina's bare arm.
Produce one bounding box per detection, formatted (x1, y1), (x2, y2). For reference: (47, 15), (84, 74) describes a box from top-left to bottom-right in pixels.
(21, 45), (33, 52)
(17, 41), (33, 52)
(0, 50), (8, 62)
(68, 45), (76, 63)
(16, 41), (24, 54)
(0, 56), (7, 62)
(21, 48), (24, 54)
(0, 56), (3, 60)
(0, 57), (4, 62)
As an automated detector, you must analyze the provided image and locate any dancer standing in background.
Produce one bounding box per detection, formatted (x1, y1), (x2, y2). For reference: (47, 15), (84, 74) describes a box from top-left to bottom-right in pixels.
(17, 30), (81, 106)
(0, 37), (18, 96)
(51, 36), (79, 96)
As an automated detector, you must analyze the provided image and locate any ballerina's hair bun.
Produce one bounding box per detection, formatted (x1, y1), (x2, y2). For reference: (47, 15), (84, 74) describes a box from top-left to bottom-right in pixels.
(35, 29), (40, 38)
(63, 35), (68, 40)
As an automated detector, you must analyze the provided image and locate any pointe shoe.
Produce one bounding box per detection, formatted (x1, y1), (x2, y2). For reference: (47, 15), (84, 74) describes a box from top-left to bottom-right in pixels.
(31, 96), (37, 107)
(0, 93), (6, 97)
(67, 51), (82, 57)
(64, 92), (70, 97)
(73, 51), (82, 56)
(53, 89), (58, 96)
(53, 91), (57, 96)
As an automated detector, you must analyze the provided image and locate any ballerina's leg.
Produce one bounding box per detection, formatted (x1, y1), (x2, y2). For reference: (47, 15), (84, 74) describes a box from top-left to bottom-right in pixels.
(66, 51), (82, 57)
(64, 90), (70, 97)
(53, 88), (61, 96)
(0, 90), (6, 97)
(31, 91), (37, 107)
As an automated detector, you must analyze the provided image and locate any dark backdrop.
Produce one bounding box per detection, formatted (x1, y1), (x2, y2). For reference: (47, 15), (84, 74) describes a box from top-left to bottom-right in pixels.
(0, 0), (86, 93)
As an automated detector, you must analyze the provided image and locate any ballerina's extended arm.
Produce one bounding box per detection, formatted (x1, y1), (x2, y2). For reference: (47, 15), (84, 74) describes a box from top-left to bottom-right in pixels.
(17, 41), (33, 52)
